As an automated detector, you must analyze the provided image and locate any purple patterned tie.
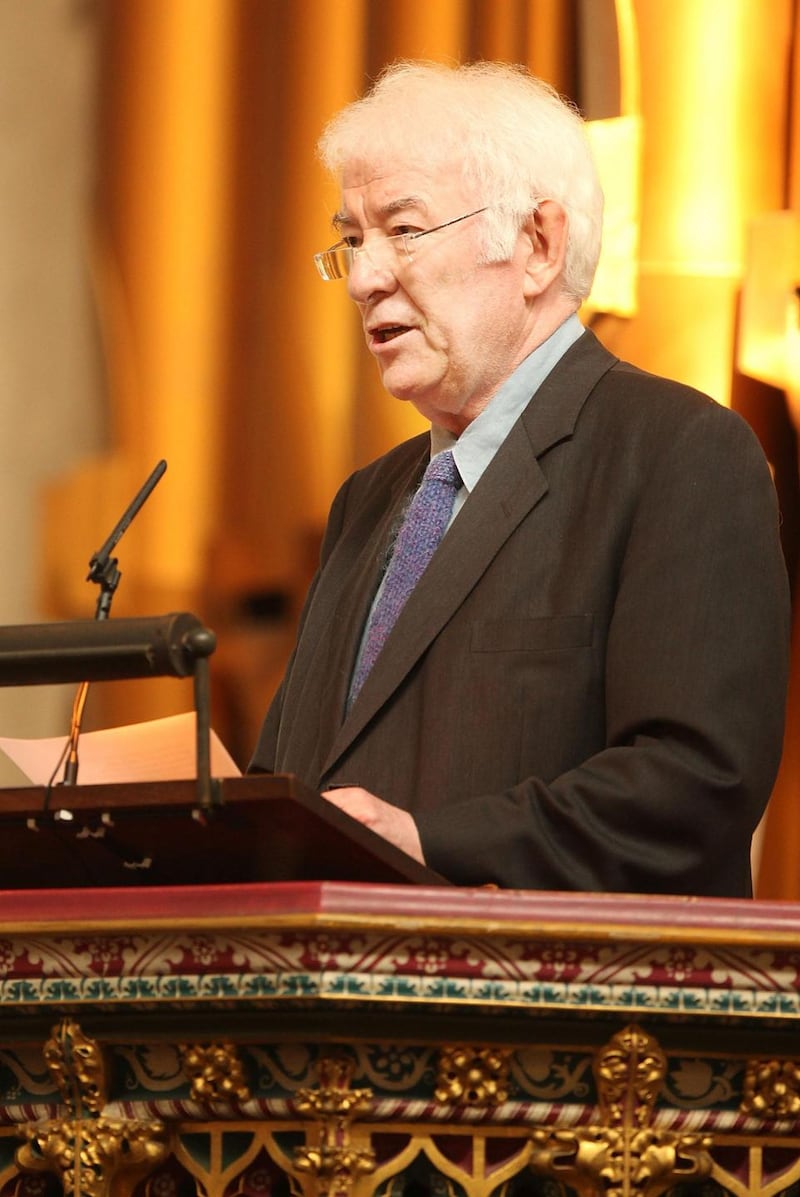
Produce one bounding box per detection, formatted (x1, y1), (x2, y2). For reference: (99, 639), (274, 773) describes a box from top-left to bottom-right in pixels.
(349, 449), (461, 704)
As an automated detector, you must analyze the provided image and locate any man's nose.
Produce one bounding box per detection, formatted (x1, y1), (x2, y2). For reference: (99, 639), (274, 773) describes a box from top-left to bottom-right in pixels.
(347, 241), (400, 300)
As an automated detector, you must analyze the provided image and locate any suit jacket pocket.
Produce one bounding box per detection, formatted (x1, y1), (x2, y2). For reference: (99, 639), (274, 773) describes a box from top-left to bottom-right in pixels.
(470, 613), (593, 653)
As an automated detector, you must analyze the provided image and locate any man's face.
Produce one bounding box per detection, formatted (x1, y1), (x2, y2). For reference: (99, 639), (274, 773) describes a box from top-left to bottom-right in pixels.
(337, 158), (542, 434)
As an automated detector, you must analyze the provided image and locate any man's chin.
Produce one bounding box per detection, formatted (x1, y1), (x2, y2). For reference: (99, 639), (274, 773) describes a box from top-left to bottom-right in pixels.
(378, 371), (421, 404)
(377, 365), (448, 417)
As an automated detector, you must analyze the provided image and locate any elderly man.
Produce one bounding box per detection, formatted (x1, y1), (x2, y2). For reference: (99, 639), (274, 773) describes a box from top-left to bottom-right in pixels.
(250, 61), (790, 895)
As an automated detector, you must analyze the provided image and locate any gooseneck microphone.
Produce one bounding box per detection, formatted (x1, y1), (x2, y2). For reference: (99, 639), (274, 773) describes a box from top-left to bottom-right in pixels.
(87, 458), (167, 620)
(61, 460), (168, 785)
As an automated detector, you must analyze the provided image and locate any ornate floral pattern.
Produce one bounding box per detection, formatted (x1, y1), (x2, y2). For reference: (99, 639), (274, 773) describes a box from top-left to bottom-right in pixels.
(0, 930), (795, 1024)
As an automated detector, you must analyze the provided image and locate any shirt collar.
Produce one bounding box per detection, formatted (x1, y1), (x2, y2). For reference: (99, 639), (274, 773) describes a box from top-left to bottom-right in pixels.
(430, 313), (585, 492)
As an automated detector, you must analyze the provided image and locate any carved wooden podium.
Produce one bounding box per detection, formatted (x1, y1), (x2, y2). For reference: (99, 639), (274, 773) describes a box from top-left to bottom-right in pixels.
(0, 805), (796, 1197)
(0, 620), (798, 1197)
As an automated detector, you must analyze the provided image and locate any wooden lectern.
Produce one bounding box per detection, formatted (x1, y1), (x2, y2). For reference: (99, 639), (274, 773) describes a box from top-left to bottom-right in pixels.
(0, 613), (446, 887)
(0, 774), (447, 888)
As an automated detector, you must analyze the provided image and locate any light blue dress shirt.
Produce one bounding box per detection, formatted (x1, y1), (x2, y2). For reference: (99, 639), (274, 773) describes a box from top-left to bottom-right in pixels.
(431, 312), (585, 520)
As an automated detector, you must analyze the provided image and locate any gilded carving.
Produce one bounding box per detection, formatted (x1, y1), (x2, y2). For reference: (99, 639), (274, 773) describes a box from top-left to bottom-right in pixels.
(17, 1115), (167, 1197)
(529, 1024), (712, 1196)
(741, 1058), (800, 1119)
(294, 1055), (375, 1197)
(596, 1024), (667, 1129)
(435, 1045), (512, 1107)
(16, 1019), (167, 1197)
(180, 1041), (252, 1103)
(42, 1018), (108, 1116)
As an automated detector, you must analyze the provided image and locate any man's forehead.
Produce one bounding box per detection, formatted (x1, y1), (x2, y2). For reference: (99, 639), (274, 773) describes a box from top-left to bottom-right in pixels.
(337, 161), (470, 222)
(335, 191), (431, 225)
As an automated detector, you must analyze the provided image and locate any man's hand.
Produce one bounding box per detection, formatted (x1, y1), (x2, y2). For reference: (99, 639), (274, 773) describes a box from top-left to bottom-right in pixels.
(321, 787), (424, 863)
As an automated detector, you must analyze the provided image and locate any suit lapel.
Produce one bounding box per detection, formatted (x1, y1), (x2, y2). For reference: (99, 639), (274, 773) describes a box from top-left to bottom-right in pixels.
(313, 440), (429, 733)
(321, 329), (617, 774)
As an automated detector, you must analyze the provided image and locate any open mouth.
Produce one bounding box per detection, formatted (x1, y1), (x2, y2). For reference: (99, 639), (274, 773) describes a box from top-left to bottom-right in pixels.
(373, 325), (411, 344)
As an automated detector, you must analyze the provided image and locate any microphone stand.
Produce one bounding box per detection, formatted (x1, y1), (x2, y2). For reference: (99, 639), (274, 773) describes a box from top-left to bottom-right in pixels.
(61, 461), (167, 786)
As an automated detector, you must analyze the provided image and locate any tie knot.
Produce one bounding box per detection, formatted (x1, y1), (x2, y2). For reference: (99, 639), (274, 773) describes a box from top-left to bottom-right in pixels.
(425, 449), (461, 490)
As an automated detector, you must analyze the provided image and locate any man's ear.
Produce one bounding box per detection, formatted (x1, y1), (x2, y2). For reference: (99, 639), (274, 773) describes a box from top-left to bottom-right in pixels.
(521, 200), (568, 297)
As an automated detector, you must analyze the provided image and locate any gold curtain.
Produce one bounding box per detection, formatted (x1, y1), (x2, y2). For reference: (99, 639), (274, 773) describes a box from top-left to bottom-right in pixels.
(41, 0), (800, 897)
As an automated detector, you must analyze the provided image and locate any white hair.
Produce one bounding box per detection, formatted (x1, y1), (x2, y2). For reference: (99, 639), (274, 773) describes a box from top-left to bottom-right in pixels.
(318, 60), (604, 302)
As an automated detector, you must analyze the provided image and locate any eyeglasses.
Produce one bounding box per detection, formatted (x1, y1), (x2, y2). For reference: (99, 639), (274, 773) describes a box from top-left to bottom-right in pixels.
(314, 207), (489, 281)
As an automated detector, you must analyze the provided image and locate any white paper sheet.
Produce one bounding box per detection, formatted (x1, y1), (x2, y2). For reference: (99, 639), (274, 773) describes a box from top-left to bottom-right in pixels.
(0, 711), (241, 786)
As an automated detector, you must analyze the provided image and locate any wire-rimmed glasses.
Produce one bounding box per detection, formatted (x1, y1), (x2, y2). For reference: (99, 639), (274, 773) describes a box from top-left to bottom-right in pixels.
(313, 207), (489, 281)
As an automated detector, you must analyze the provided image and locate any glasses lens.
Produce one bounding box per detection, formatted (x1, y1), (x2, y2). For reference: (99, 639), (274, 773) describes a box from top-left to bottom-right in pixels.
(314, 245), (352, 281)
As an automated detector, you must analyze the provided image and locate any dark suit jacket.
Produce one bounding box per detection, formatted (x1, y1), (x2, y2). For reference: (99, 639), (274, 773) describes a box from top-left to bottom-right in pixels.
(251, 331), (791, 896)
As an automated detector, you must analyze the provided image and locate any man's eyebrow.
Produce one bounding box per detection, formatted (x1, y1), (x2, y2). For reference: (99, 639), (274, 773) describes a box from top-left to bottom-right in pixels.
(333, 195), (430, 231)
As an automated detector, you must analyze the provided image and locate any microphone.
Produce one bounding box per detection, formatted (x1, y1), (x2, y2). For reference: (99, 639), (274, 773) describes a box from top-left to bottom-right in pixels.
(62, 460), (167, 785)
(88, 459), (167, 620)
